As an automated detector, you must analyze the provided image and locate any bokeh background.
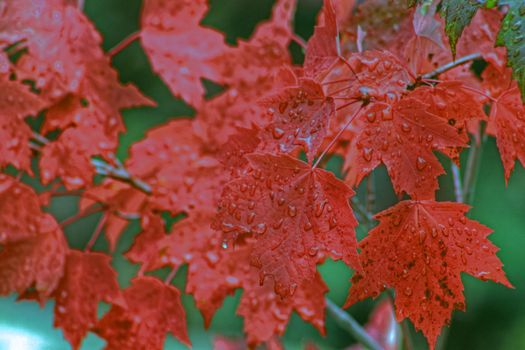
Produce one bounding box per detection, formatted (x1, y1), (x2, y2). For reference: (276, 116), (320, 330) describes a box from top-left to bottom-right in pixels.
(2, 0), (525, 349)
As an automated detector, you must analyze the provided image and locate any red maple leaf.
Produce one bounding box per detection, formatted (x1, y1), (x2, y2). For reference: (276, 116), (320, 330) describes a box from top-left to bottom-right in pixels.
(214, 153), (359, 297)
(488, 86), (525, 181)
(127, 211), (328, 346)
(0, 175), (51, 243)
(94, 276), (189, 350)
(126, 118), (227, 214)
(0, 216), (67, 299)
(259, 78), (335, 163)
(304, 0), (339, 78)
(344, 88), (475, 199)
(0, 75), (45, 172)
(346, 200), (512, 349)
(53, 250), (125, 350)
(140, 0), (230, 107)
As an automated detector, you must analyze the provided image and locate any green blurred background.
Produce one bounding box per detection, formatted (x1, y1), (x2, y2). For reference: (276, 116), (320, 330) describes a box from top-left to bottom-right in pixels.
(2, 0), (525, 349)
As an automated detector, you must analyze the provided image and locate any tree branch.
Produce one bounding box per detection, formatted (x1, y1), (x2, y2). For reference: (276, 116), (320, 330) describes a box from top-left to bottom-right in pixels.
(420, 53), (482, 80)
(325, 298), (384, 350)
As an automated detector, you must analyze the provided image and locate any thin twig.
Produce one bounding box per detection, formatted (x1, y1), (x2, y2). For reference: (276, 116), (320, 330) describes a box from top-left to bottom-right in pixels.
(165, 266), (178, 285)
(325, 298), (383, 350)
(108, 31), (141, 58)
(85, 213), (108, 251)
(313, 104), (363, 169)
(421, 53), (482, 80)
(59, 204), (103, 228)
(450, 163), (464, 203)
(291, 33), (307, 49)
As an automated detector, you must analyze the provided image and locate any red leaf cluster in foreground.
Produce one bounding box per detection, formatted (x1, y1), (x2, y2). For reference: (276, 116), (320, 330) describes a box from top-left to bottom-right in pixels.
(0, 0), (521, 349)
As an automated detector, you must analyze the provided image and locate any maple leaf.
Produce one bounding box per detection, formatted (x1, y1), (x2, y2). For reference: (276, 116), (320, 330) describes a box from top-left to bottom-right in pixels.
(440, 0), (483, 56)
(0, 216), (67, 299)
(53, 250), (124, 350)
(304, 0), (339, 77)
(213, 153), (359, 297)
(94, 276), (190, 350)
(212, 0), (295, 90)
(455, 9), (506, 70)
(344, 91), (473, 199)
(0, 175), (53, 243)
(346, 200), (512, 349)
(259, 78), (335, 163)
(140, 0), (230, 107)
(496, 0), (525, 101)
(126, 118), (227, 214)
(0, 75), (45, 172)
(127, 211), (328, 346)
(0, 0), (153, 189)
(488, 86), (525, 181)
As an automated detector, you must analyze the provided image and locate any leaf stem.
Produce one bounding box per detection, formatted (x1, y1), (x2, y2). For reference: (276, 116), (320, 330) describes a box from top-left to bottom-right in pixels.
(450, 163), (464, 203)
(420, 53), (482, 80)
(312, 104), (363, 169)
(165, 266), (178, 285)
(108, 31), (141, 58)
(85, 213), (107, 251)
(325, 298), (383, 350)
(59, 204), (103, 228)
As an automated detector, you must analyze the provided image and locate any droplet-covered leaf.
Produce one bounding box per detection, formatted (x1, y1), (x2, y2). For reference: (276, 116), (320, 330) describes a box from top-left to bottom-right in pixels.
(214, 153), (359, 298)
(489, 87), (525, 181)
(304, 0), (339, 77)
(54, 251), (124, 350)
(347, 200), (512, 349)
(259, 79), (335, 163)
(496, 0), (525, 101)
(94, 276), (189, 350)
(440, 0), (482, 56)
(345, 93), (472, 199)
(140, 0), (230, 106)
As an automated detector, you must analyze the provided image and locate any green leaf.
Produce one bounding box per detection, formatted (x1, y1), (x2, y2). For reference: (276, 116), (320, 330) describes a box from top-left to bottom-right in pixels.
(496, 1), (525, 101)
(440, 0), (484, 56)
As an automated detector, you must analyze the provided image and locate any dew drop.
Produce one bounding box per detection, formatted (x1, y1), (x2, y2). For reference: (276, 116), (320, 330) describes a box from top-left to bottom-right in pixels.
(287, 205), (297, 217)
(401, 122), (411, 133)
(247, 212), (256, 224)
(362, 147), (373, 162)
(221, 241), (229, 249)
(272, 127), (285, 139)
(254, 223), (267, 235)
(416, 156), (427, 171)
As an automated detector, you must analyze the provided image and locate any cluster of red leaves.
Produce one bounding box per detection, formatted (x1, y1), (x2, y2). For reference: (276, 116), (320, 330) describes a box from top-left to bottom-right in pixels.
(0, 0), (522, 349)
